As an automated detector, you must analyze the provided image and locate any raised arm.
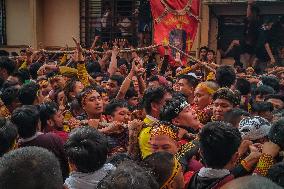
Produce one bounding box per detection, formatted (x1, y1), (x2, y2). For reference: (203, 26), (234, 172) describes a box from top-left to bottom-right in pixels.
(116, 61), (135, 100)
(72, 37), (90, 87)
(108, 46), (119, 76)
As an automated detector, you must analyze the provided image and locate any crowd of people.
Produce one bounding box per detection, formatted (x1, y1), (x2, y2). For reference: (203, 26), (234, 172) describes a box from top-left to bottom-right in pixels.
(1, 1), (284, 189)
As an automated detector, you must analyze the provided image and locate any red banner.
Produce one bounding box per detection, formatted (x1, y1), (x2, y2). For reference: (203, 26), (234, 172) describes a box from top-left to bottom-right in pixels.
(150, 0), (200, 64)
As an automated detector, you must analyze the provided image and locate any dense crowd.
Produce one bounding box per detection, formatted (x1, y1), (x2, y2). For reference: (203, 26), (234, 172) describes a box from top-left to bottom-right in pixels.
(1, 1), (284, 189)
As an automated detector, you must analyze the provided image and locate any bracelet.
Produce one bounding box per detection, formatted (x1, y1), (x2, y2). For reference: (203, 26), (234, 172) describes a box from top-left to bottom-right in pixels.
(241, 159), (252, 172)
(254, 153), (274, 176)
(77, 61), (85, 64)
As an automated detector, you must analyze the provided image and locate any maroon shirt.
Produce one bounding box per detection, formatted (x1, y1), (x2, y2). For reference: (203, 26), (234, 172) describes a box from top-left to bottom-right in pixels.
(18, 132), (69, 179)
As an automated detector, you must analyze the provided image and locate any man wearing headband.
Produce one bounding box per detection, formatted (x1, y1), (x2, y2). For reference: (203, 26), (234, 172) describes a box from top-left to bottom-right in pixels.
(77, 86), (104, 121)
(193, 81), (219, 124)
(160, 94), (201, 134)
(212, 88), (241, 121)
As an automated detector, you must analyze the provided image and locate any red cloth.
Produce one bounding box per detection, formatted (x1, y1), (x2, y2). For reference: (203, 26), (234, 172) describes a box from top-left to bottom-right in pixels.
(150, 0), (200, 62)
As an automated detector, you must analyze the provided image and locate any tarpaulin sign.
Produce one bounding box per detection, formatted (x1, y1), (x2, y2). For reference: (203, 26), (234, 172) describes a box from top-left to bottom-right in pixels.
(150, 0), (200, 64)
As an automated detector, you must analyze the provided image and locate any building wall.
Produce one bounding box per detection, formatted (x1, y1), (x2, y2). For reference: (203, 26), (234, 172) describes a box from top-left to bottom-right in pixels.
(6, 0), (32, 46)
(42, 0), (80, 47)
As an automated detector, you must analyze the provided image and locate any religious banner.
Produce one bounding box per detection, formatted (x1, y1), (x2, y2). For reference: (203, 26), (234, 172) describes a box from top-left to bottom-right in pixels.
(150, 0), (200, 64)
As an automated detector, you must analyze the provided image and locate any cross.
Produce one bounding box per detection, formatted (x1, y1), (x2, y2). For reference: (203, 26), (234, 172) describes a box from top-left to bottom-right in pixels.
(186, 37), (193, 51)
(162, 37), (169, 46)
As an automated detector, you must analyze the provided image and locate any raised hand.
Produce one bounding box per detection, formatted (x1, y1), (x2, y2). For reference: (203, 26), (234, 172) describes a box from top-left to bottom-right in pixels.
(72, 37), (84, 62)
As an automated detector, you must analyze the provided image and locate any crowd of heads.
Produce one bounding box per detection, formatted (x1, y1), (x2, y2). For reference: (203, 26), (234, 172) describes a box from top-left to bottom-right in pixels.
(0, 3), (284, 189)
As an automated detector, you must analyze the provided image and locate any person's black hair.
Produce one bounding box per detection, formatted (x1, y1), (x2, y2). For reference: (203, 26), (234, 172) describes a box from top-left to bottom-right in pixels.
(11, 52), (19, 56)
(146, 62), (157, 78)
(70, 99), (82, 116)
(207, 49), (215, 55)
(64, 78), (80, 102)
(39, 102), (59, 131)
(109, 74), (124, 86)
(213, 88), (241, 107)
(223, 175), (282, 189)
(77, 86), (100, 106)
(11, 69), (30, 84)
(215, 65), (236, 88)
(261, 76), (280, 93)
(0, 118), (17, 157)
(224, 108), (250, 127)
(267, 162), (284, 188)
(0, 57), (15, 75)
(142, 86), (170, 114)
(29, 62), (43, 80)
(235, 78), (251, 96)
(18, 82), (39, 105)
(199, 46), (209, 52)
(104, 99), (128, 116)
(269, 118), (284, 150)
(142, 152), (175, 188)
(125, 87), (138, 100)
(0, 86), (19, 106)
(1, 80), (19, 90)
(253, 85), (275, 97)
(0, 146), (63, 189)
(52, 89), (65, 105)
(11, 105), (39, 138)
(148, 75), (160, 83)
(251, 101), (274, 113)
(178, 74), (199, 88)
(97, 160), (159, 189)
(117, 58), (129, 68)
(86, 61), (101, 73)
(91, 72), (107, 80)
(265, 94), (284, 103)
(159, 95), (187, 122)
(199, 121), (241, 169)
(106, 153), (132, 167)
(64, 126), (108, 173)
(0, 50), (9, 57)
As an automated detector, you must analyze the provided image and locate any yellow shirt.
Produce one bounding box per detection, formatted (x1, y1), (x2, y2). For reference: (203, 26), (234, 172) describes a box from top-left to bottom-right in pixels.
(138, 115), (157, 159)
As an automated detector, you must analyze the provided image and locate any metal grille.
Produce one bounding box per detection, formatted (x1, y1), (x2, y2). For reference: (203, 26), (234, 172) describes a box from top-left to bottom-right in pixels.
(80, 0), (138, 47)
(0, 0), (7, 46)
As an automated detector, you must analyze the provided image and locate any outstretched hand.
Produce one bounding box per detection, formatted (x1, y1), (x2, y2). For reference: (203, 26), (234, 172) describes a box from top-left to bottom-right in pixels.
(72, 37), (85, 62)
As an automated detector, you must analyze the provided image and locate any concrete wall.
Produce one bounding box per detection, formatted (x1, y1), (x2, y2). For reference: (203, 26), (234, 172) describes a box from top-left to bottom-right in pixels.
(42, 0), (80, 47)
(6, 0), (32, 46)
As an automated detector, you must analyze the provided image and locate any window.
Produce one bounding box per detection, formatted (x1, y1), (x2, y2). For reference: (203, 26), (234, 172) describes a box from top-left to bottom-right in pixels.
(0, 0), (6, 46)
(80, 0), (143, 47)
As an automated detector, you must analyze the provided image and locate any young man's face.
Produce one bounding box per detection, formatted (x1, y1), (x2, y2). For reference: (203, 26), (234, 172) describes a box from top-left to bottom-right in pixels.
(194, 86), (212, 110)
(106, 79), (119, 98)
(51, 111), (64, 129)
(177, 79), (194, 102)
(199, 49), (207, 59)
(150, 135), (178, 155)
(74, 81), (84, 94)
(174, 105), (200, 131)
(112, 107), (130, 124)
(83, 91), (104, 116)
(207, 52), (214, 62)
(213, 98), (234, 121)
(128, 96), (139, 107)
